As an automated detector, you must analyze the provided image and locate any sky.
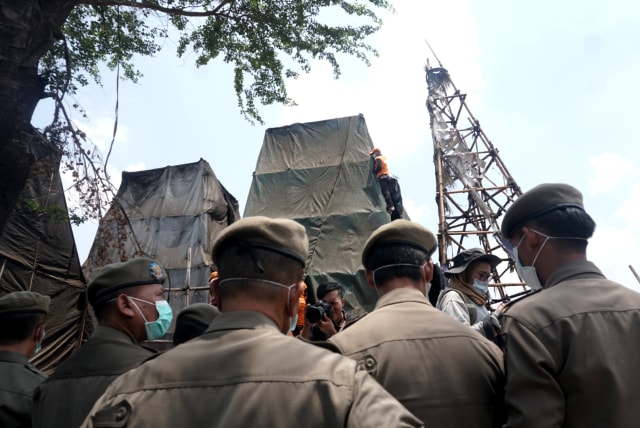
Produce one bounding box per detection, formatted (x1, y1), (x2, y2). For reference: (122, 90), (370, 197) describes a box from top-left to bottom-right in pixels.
(33, 0), (640, 291)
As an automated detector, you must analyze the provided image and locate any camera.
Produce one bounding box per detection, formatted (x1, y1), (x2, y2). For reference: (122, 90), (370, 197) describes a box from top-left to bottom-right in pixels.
(305, 301), (334, 323)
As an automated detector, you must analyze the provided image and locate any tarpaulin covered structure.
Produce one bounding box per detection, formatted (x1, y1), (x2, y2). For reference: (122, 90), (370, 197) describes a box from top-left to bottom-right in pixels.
(244, 114), (407, 314)
(0, 139), (93, 373)
(82, 159), (239, 341)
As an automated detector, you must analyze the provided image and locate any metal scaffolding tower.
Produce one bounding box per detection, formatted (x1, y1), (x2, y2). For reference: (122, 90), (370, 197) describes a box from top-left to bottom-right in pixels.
(425, 58), (527, 301)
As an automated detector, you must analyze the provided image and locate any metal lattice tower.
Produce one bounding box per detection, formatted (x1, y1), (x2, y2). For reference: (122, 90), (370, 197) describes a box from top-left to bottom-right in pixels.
(425, 59), (527, 301)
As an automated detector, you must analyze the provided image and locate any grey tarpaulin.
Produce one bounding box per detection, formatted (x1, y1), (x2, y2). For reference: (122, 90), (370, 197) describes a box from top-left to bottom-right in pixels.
(82, 159), (240, 344)
(0, 138), (93, 373)
(244, 114), (409, 314)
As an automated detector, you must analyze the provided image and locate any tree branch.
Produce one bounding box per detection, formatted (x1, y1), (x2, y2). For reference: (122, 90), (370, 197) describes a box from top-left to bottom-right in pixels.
(80, 0), (234, 18)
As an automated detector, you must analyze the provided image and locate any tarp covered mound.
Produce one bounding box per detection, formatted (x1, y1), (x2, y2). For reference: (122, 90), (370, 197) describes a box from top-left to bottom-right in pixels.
(0, 138), (93, 373)
(82, 159), (239, 340)
(244, 114), (408, 314)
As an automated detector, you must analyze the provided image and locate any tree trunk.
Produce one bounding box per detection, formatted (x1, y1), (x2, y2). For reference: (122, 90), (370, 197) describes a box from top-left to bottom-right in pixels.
(0, 0), (76, 235)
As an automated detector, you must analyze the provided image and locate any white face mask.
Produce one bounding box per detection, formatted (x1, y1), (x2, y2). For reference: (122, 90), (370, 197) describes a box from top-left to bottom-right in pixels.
(372, 263), (430, 295)
(472, 279), (489, 294)
(508, 229), (587, 291)
(219, 277), (298, 333)
(513, 245), (543, 290)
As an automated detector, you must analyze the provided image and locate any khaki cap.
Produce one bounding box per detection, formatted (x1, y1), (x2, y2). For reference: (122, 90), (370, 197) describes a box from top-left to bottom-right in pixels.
(0, 291), (50, 315)
(211, 216), (309, 266)
(501, 183), (585, 239)
(362, 220), (438, 266)
(88, 258), (167, 306)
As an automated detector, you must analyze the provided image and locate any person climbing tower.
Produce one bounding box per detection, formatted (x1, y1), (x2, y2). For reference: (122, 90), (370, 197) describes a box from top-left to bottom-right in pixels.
(370, 147), (403, 220)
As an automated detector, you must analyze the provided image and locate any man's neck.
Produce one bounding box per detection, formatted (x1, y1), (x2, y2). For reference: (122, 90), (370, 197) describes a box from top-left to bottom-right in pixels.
(377, 278), (426, 298)
(0, 343), (33, 358)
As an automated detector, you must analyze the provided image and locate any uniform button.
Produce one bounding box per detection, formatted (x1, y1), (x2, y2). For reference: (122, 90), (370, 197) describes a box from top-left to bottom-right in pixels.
(364, 356), (376, 370)
(115, 406), (127, 421)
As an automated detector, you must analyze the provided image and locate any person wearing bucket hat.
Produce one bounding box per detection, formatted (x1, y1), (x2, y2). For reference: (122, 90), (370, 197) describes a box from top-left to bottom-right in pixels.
(83, 217), (422, 428)
(329, 220), (505, 426)
(33, 257), (170, 428)
(436, 248), (504, 342)
(369, 147), (404, 220)
(0, 291), (50, 427)
(498, 183), (640, 427)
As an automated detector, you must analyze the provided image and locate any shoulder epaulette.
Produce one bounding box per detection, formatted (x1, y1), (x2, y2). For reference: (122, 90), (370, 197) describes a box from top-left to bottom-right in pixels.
(500, 289), (540, 315)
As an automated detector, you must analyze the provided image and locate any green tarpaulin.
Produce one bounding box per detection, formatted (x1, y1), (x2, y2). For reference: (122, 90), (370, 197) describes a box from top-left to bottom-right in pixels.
(244, 114), (409, 314)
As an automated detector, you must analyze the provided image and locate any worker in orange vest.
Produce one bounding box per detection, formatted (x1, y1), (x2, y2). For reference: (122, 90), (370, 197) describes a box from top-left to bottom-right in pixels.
(370, 148), (403, 220)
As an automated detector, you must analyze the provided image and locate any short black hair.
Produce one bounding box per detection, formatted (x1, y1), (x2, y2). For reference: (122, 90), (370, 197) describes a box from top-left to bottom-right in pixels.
(0, 312), (45, 344)
(366, 243), (430, 286)
(216, 244), (303, 302)
(524, 206), (595, 251)
(316, 282), (344, 300)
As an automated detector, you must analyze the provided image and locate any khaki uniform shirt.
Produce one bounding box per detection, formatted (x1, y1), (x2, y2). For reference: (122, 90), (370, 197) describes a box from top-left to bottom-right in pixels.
(0, 350), (46, 428)
(82, 311), (423, 428)
(33, 326), (154, 428)
(501, 260), (640, 428)
(329, 288), (505, 427)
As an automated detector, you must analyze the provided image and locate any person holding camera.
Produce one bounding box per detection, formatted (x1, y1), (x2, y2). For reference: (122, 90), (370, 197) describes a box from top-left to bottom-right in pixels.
(300, 282), (352, 341)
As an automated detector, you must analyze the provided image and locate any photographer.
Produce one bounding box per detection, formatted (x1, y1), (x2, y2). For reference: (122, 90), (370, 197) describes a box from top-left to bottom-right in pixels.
(300, 282), (351, 341)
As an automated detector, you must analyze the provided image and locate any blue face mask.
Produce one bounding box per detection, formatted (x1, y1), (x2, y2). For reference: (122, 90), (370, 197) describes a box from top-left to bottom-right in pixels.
(290, 311), (299, 332)
(472, 279), (489, 295)
(130, 297), (173, 340)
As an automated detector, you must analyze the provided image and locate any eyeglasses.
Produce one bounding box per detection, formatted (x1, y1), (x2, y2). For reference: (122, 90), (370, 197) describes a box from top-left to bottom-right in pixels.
(476, 271), (492, 281)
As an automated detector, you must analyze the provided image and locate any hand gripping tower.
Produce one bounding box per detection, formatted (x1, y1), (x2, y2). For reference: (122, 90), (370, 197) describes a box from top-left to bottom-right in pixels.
(425, 55), (526, 302)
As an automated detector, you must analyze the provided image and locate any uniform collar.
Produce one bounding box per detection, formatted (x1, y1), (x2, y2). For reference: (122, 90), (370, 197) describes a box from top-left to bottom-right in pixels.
(545, 260), (605, 289)
(0, 349), (29, 364)
(93, 325), (140, 344)
(374, 287), (430, 310)
(204, 311), (280, 334)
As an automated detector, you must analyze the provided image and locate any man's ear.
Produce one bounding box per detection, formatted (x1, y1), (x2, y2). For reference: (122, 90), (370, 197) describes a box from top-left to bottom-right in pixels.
(34, 322), (45, 343)
(210, 277), (221, 309)
(116, 293), (136, 319)
(364, 269), (376, 290)
(522, 226), (543, 252)
(288, 281), (305, 316)
(423, 260), (434, 283)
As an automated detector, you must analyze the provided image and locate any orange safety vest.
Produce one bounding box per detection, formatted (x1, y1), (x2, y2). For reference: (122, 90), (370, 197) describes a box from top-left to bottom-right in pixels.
(374, 155), (389, 178)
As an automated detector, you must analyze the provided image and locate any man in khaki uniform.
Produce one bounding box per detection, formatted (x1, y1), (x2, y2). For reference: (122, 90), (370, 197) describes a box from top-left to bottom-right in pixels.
(329, 220), (505, 427)
(33, 258), (172, 428)
(0, 291), (49, 428)
(499, 183), (640, 427)
(82, 216), (423, 428)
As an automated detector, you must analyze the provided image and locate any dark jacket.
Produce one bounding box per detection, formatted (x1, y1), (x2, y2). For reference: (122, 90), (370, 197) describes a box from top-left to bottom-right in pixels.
(501, 260), (640, 428)
(0, 350), (46, 428)
(32, 326), (154, 428)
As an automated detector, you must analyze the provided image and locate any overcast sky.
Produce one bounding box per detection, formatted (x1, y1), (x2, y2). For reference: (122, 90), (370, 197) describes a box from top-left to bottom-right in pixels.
(34, 0), (640, 292)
